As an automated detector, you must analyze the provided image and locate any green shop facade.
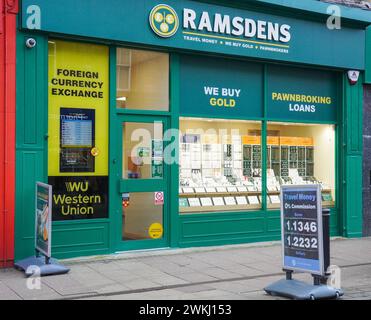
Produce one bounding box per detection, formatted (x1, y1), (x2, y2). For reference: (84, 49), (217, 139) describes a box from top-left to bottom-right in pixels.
(15, 0), (367, 260)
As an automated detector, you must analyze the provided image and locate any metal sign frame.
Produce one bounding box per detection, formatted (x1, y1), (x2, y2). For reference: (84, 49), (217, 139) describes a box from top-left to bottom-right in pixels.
(35, 182), (53, 258)
(280, 184), (324, 276)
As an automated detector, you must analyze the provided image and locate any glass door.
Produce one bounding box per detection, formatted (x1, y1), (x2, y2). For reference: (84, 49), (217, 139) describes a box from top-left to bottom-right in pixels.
(113, 115), (169, 250)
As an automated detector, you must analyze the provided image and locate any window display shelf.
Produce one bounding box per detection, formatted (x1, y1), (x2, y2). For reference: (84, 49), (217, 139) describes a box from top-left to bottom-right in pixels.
(179, 188), (334, 213)
(180, 204), (261, 214)
(179, 190), (261, 197)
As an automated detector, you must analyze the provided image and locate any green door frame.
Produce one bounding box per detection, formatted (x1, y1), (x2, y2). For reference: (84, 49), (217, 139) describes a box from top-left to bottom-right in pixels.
(108, 47), (172, 252)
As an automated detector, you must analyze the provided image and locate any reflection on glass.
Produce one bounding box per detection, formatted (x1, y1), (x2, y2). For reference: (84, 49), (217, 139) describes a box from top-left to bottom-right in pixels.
(266, 123), (335, 209)
(179, 118), (262, 214)
(116, 48), (169, 111)
(123, 122), (164, 179)
(122, 192), (163, 240)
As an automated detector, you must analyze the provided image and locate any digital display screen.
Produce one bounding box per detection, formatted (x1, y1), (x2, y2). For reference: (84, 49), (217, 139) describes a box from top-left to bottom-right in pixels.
(59, 108), (95, 172)
(61, 119), (93, 147)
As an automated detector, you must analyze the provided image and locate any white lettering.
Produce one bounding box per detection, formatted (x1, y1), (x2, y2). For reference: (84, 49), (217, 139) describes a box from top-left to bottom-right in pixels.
(244, 19), (257, 38)
(204, 86), (219, 96)
(257, 20), (267, 40)
(198, 12), (213, 32)
(280, 24), (291, 43)
(267, 22), (279, 41)
(183, 8), (197, 29)
(231, 17), (244, 36)
(181, 9), (292, 44)
(214, 13), (231, 34)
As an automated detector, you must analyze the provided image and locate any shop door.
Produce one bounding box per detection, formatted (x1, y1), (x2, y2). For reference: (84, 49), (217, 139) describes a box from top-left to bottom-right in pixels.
(113, 115), (169, 251)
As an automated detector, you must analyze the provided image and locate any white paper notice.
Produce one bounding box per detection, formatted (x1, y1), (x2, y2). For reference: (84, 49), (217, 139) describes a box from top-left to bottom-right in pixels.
(188, 198), (201, 207)
(248, 196), (260, 205)
(200, 198), (213, 206)
(212, 197), (225, 206)
(236, 196), (248, 205)
(224, 197), (237, 205)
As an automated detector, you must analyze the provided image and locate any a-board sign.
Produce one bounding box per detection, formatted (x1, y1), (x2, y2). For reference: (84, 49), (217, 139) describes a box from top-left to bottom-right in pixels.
(35, 182), (53, 258)
(281, 184), (324, 276)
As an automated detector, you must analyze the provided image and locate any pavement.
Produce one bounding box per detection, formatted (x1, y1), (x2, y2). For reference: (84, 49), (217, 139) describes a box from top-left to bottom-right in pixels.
(0, 237), (371, 300)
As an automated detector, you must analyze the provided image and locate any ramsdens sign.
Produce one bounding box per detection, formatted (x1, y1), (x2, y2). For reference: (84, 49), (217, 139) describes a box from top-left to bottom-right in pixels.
(21, 0), (365, 69)
(182, 8), (291, 43)
(149, 4), (291, 55)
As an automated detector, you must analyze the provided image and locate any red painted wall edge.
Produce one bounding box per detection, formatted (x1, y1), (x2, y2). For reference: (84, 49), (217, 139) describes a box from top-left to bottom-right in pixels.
(0, 0), (17, 268)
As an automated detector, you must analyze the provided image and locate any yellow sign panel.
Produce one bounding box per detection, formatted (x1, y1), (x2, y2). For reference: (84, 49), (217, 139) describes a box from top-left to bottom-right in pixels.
(280, 136), (314, 146)
(267, 136), (279, 145)
(148, 223), (163, 239)
(48, 40), (109, 176)
(242, 136), (261, 145)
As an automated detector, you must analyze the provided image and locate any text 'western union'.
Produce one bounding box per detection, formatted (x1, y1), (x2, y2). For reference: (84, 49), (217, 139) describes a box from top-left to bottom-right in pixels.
(53, 181), (102, 216)
(50, 68), (104, 99)
(272, 92), (332, 104)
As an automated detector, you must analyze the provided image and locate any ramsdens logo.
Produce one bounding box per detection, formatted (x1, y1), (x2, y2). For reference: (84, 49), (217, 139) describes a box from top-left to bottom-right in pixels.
(149, 4), (179, 38)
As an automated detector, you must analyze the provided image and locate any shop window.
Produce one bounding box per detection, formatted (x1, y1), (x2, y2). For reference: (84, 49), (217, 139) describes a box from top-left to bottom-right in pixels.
(122, 192), (164, 240)
(266, 123), (335, 209)
(179, 118), (262, 214)
(116, 48), (169, 111)
(123, 122), (164, 179)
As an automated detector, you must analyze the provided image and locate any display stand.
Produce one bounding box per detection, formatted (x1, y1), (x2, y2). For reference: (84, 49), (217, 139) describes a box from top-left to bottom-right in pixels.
(264, 188), (343, 300)
(264, 278), (343, 300)
(14, 182), (70, 277)
(14, 250), (70, 277)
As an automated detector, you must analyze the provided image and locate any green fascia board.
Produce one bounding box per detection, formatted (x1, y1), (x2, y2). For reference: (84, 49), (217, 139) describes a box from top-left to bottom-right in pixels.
(199, 0), (371, 26)
(257, 0), (371, 25)
(366, 26), (371, 83)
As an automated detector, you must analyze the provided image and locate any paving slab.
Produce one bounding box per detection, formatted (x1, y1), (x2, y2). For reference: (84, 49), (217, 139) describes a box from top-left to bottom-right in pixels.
(175, 284), (214, 293)
(124, 278), (163, 290)
(1, 277), (61, 300)
(175, 272), (218, 283)
(42, 274), (97, 296)
(200, 267), (242, 280)
(0, 281), (22, 300)
(148, 274), (188, 286)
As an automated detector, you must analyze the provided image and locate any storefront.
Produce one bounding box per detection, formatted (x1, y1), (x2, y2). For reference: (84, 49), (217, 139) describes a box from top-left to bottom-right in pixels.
(14, 0), (368, 260)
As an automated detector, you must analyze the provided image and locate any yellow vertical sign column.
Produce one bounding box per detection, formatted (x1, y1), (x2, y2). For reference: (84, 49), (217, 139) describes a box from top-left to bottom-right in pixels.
(48, 40), (110, 221)
(48, 40), (109, 176)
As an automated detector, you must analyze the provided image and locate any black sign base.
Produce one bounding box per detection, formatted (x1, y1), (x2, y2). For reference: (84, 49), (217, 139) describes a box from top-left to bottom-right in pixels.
(264, 279), (343, 300)
(14, 256), (70, 277)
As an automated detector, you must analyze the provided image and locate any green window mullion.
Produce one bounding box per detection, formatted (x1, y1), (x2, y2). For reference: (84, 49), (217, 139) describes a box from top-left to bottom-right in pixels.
(262, 120), (267, 212)
(262, 65), (268, 213)
(170, 53), (181, 247)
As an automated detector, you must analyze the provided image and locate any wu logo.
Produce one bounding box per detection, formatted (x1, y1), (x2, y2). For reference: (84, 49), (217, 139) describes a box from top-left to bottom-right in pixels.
(65, 181), (89, 192)
(149, 4), (179, 38)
